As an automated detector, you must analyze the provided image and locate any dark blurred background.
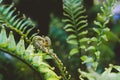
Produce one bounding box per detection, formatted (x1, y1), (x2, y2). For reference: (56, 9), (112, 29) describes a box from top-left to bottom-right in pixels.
(14, 0), (63, 35)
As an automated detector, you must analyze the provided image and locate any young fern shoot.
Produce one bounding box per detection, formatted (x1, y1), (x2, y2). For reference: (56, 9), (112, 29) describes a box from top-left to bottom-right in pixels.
(32, 35), (71, 80)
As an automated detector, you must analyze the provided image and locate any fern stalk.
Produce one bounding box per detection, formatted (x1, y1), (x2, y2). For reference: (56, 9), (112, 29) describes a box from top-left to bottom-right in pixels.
(36, 44), (71, 80)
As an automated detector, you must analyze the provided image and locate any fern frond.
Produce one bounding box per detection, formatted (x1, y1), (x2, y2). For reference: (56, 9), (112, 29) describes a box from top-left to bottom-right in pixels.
(0, 3), (37, 42)
(90, 0), (117, 68)
(76, 0), (117, 74)
(63, 0), (88, 57)
(0, 26), (60, 80)
(80, 0), (117, 70)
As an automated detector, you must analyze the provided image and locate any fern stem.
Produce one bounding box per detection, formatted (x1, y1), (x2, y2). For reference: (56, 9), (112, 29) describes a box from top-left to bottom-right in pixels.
(43, 48), (71, 80)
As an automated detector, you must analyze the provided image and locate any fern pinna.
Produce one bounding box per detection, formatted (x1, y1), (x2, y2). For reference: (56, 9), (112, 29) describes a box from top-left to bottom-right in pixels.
(0, 1), (60, 80)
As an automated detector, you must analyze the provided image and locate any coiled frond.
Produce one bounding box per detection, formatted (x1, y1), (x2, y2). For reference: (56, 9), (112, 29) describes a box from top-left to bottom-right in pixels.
(32, 35), (71, 80)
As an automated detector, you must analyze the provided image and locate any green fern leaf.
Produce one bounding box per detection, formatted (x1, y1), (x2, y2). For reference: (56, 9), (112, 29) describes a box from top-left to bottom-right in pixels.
(0, 25), (8, 47)
(78, 30), (88, 36)
(101, 34), (108, 41)
(16, 37), (25, 56)
(69, 48), (79, 57)
(77, 23), (88, 31)
(85, 46), (96, 51)
(7, 31), (16, 51)
(67, 39), (78, 45)
(79, 38), (89, 43)
(67, 34), (77, 40)
(3, 4), (13, 15)
(93, 28), (100, 35)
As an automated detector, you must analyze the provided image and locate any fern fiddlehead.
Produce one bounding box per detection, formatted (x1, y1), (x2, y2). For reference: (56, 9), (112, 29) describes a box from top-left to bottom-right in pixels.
(32, 35), (71, 80)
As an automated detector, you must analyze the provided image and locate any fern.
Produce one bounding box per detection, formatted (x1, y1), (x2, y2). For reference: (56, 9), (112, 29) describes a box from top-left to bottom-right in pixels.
(0, 1), (60, 79)
(77, 0), (117, 71)
(93, 0), (117, 43)
(77, 0), (118, 79)
(32, 36), (71, 80)
(63, 0), (88, 57)
(0, 26), (60, 80)
(0, 0), (120, 80)
(78, 64), (120, 80)
(63, 0), (120, 80)
(90, 0), (117, 69)
(0, 1), (71, 80)
(0, 2), (37, 43)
